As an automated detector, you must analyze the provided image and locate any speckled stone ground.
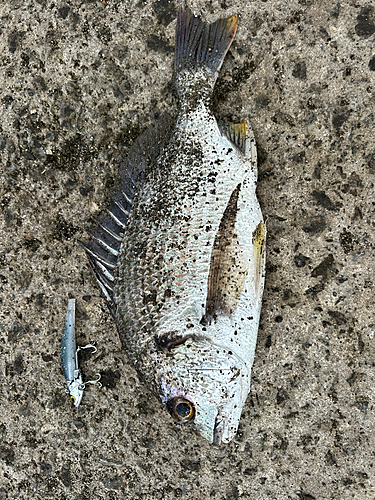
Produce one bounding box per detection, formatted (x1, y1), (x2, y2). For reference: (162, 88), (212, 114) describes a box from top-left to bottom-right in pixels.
(1, 1), (375, 499)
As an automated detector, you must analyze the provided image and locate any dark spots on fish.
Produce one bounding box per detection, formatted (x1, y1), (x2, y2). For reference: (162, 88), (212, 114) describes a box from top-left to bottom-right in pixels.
(154, 332), (194, 351)
(207, 171), (218, 182)
(294, 254), (309, 267)
(341, 172), (363, 196)
(302, 217), (326, 234)
(274, 315), (283, 323)
(40, 461), (53, 474)
(292, 61), (307, 80)
(146, 35), (174, 54)
(353, 396), (369, 414)
(369, 56), (375, 71)
(2, 95), (13, 107)
(13, 355), (24, 376)
(305, 285), (324, 296)
(99, 369), (121, 389)
(325, 450), (337, 466)
(265, 335), (272, 348)
(143, 289), (157, 306)
(355, 6), (375, 38)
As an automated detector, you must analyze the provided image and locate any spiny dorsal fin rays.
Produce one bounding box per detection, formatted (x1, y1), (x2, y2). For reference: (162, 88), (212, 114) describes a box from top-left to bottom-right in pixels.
(252, 220), (266, 298)
(205, 184), (248, 320)
(82, 114), (174, 309)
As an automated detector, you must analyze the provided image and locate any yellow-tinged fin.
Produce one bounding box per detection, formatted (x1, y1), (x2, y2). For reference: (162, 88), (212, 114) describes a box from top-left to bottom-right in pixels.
(253, 221), (266, 296)
(205, 184), (249, 320)
(226, 119), (256, 160)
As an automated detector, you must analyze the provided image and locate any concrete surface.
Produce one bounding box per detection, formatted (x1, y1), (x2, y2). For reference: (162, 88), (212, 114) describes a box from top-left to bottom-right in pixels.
(1, 0), (375, 498)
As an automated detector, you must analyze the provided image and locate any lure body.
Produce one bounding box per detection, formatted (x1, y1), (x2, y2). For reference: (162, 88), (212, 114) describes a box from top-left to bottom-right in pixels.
(83, 8), (266, 444)
(61, 299), (84, 406)
(61, 299), (100, 406)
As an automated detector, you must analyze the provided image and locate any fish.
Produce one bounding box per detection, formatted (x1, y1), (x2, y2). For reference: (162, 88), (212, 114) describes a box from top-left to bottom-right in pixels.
(61, 298), (101, 406)
(82, 7), (266, 444)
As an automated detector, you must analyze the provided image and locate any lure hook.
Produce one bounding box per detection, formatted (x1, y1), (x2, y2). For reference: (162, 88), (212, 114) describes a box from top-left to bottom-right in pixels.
(80, 373), (102, 390)
(77, 344), (97, 354)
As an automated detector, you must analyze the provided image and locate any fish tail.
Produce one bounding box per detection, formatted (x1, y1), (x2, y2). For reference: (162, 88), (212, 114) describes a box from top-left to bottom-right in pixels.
(175, 8), (238, 95)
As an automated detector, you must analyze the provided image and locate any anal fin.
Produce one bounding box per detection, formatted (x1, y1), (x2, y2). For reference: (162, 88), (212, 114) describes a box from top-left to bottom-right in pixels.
(253, 220), (266, 296)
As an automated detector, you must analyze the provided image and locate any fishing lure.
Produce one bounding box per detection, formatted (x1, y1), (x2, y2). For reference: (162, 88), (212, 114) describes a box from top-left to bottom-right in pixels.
(61, 298), (101, 406)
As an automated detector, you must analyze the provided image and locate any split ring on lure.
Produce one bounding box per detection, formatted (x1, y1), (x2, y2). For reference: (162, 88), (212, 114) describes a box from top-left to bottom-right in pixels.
(61, 298), (101, 406)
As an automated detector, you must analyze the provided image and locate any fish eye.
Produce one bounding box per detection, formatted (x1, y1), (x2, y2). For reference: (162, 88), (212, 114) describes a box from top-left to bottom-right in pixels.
(167, 397), (195, 422)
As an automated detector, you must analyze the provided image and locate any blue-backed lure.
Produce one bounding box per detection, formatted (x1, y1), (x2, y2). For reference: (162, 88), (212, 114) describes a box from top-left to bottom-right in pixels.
(61, 298), (101, 406)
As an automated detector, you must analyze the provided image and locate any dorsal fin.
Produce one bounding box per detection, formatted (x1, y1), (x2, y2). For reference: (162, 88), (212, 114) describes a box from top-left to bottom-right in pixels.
(81, 114), (173, 307)
(204, 184), (248, 320)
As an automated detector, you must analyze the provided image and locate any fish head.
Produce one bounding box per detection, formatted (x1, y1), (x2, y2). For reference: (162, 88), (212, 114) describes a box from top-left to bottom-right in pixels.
(156, 337), (250, 445)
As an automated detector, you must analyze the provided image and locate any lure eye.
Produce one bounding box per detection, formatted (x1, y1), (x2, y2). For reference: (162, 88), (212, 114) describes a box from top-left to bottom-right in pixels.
(167, 397), (195, 422)
(70, 396), (76, 404)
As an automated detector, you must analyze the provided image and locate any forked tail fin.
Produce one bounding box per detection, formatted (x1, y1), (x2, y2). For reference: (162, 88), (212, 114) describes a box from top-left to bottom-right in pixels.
(175, 8), (238, 96)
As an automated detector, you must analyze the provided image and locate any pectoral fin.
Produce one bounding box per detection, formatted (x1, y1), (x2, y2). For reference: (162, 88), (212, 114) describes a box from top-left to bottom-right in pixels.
(205, 184), (249, 320)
